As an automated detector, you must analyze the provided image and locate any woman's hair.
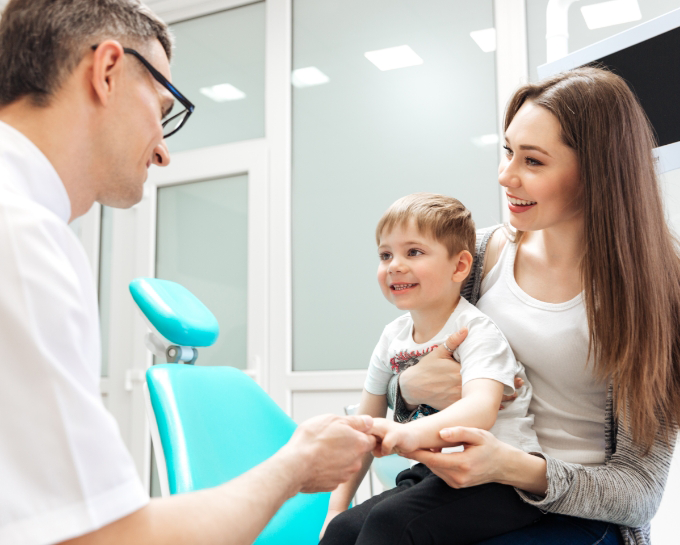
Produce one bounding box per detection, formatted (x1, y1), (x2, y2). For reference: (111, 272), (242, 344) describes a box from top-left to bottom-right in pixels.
(505, 66), (680, 450)
(0, 0), (173, 107)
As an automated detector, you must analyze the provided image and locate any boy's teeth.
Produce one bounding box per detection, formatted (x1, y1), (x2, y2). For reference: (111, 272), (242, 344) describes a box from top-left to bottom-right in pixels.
(508, 196), (537, 206)
(392, 283), (416, 291)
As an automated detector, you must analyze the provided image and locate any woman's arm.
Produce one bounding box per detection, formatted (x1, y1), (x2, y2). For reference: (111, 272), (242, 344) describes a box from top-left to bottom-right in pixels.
(408, 389), (677, 528)
(513, 393), (677, 528)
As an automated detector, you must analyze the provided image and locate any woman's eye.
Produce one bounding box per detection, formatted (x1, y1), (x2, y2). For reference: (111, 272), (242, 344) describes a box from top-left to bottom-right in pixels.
(407, 249), (424, 257)
(525, 156), (543, 166)
(379, 252), (391, 261)
(503, 145), (513, 157)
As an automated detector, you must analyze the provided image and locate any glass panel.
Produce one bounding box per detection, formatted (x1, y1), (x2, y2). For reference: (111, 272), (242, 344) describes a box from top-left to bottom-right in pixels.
(156, 175), (248, 369)
(292, 0), (499, 371)
(98, 206), (114, 377)
(150, 444), (162, 498)
(527, 0), (680, 82)
(166, 2), (265, 153)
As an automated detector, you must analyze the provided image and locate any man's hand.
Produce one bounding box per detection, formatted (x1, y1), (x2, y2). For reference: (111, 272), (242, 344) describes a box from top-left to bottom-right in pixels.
(370, 417), (419, 457)
(399, 329), (467, 410)
(283, 414), (376, 493)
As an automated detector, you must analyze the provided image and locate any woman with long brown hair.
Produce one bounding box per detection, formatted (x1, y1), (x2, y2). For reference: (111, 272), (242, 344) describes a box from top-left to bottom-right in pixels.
(388, 66), (680, 544)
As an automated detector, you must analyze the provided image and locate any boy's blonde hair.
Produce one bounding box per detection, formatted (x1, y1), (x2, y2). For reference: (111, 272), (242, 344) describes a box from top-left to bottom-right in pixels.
(376, 193), (476, 258)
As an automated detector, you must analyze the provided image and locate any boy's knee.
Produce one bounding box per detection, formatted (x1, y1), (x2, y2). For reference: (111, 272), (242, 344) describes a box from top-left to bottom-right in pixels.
(361, 499), (410, 541)
(322, 508), (365, 544)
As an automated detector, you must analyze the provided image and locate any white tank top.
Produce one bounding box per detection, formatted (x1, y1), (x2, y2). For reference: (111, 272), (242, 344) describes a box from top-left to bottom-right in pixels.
(476, 239), (607, 466)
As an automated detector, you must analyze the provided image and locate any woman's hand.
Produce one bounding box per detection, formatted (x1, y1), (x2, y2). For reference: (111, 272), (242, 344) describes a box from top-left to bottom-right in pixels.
(399, 329), (467, 410)
(404, 427), (548, 496)
(398, 328), (522, 411)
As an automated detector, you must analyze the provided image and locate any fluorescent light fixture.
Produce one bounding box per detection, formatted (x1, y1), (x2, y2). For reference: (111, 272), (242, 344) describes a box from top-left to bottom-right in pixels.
(581, 0), (641, 30)
(470, 28), (497, 52)
(472, 134), (499, 147)
(199, 83), (246, 102)
(291, 66), (330, 88)
(364, 45), (423, 71)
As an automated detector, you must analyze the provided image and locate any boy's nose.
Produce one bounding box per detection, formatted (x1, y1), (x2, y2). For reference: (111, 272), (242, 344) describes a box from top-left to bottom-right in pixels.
(388, 257), (407, 274)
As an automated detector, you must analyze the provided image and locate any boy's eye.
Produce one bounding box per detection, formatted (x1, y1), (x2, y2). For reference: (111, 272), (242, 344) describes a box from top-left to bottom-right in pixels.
(407, 248), (424, 257)
(379, 252), (392, 261)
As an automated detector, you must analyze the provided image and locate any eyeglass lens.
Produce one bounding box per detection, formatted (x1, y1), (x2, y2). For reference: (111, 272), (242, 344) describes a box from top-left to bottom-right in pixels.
(162, 109), (189, 138)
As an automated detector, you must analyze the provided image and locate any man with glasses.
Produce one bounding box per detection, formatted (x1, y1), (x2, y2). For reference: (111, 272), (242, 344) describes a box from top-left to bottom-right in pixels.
(0, 1), (376, 544)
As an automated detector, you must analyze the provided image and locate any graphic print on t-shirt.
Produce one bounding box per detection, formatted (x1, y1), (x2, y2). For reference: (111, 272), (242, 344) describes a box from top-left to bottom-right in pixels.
(390, 345), (439, 419)
(390, 345), (437, 372)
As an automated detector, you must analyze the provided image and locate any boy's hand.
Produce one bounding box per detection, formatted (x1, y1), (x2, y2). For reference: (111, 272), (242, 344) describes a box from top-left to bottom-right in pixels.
(320, 509), (344, 539)
(370, 417), (419, 457)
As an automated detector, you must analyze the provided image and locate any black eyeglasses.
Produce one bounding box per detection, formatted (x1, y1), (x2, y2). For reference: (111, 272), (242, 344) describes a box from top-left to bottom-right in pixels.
(91, 45), (195, 138)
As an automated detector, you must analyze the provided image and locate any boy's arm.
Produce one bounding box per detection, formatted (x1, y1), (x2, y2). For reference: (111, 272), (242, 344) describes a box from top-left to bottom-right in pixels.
(321, 390), (387, 537)
(373, 378), (503, 456)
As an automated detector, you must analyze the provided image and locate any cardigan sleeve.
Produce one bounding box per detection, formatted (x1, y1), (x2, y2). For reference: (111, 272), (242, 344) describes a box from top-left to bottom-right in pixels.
(516, 390), (677, 528)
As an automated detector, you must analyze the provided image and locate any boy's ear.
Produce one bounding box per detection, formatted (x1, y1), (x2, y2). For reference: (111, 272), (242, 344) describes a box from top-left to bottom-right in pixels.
(451, 250), (473, 283)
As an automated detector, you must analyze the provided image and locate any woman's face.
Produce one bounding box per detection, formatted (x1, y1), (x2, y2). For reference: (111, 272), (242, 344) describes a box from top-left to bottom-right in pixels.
(499, 100), (582, 232)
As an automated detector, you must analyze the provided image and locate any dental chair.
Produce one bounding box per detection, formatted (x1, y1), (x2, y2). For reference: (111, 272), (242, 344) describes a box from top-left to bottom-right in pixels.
(130, 278), (330, 544)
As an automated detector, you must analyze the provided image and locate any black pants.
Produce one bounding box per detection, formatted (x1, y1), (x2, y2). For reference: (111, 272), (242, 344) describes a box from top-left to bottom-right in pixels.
(320, 464), (542, 545)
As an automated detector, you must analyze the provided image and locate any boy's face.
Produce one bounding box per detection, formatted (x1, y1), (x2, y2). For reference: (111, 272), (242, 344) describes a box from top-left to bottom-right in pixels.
(377, 220), (461, 312)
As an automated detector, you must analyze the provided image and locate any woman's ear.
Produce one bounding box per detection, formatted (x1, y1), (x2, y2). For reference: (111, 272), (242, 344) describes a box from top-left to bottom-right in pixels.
(451, 250), (473, 283)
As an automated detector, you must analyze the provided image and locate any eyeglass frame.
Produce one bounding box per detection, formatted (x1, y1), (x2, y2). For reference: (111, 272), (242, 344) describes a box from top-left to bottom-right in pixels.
(90, 44), (195, 138)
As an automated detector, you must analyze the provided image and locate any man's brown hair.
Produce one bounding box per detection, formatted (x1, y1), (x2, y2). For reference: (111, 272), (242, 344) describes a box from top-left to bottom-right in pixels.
(376, 193), (476, 259)
(0, 0), (173, 107)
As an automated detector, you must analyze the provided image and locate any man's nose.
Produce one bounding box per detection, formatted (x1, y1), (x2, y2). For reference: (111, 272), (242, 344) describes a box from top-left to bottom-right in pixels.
(152, 140), (171, 167)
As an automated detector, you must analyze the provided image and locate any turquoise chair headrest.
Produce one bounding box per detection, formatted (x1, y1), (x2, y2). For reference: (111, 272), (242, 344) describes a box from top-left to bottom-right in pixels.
(129, 278), (219, 347)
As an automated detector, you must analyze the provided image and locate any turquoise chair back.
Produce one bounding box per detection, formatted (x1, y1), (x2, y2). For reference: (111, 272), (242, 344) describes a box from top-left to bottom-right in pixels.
(147, 364), (330, 544)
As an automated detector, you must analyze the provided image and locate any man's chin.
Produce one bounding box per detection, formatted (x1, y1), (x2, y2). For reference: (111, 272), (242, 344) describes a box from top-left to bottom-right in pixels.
(98, 183), (145, 209)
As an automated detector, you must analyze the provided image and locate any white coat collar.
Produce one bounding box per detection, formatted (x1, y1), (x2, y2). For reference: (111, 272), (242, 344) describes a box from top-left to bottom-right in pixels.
(0, 120), (72, 223)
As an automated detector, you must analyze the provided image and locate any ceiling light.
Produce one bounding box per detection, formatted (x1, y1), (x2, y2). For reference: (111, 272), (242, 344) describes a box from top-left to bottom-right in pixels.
(472, 134), (499, 147)
(364, 45), (423, 71)
(581, 0), (641, 30)
(199, 83), (246, 102)
(291, 66), (330, 88)
(470, 28), (497, 52)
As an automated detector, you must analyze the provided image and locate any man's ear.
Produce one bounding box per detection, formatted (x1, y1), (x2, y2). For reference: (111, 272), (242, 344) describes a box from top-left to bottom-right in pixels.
(451, 250), (473, 283)
(90, 41), (126, 107)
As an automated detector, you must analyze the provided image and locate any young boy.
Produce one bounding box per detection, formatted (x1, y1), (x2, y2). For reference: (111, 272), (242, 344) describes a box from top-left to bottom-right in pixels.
(319, 193), (542, 545)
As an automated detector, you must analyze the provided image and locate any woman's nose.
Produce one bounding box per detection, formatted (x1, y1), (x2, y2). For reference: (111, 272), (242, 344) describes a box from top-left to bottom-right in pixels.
(152, 140), (171, 167)
(498, 157), (519, 189)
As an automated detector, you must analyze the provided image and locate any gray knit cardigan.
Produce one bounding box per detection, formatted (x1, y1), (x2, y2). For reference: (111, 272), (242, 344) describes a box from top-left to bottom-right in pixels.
(387, 225), (677, 545)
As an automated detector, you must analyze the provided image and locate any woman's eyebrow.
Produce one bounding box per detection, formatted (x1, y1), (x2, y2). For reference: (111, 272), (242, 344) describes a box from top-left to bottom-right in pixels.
(519, 144), (552, 157)
(504, 136), (552, 158)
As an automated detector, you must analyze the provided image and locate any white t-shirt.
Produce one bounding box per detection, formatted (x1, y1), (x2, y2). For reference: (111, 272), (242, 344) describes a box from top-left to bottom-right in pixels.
(365, 297), (541, 453)
(477, 239), (607, 466)
(0, 122), (148, 545)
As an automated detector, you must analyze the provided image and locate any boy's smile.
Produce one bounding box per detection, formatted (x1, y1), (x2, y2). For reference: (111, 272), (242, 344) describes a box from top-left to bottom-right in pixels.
(377, 221), (461, 314)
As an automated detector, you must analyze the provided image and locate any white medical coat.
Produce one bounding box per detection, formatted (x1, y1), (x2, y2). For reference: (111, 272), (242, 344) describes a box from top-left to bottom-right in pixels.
(0, 121), (148, 544)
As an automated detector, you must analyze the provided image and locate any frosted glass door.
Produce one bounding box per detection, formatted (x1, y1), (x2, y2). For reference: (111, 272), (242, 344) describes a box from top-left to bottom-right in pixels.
(156, 175), (248, 369)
